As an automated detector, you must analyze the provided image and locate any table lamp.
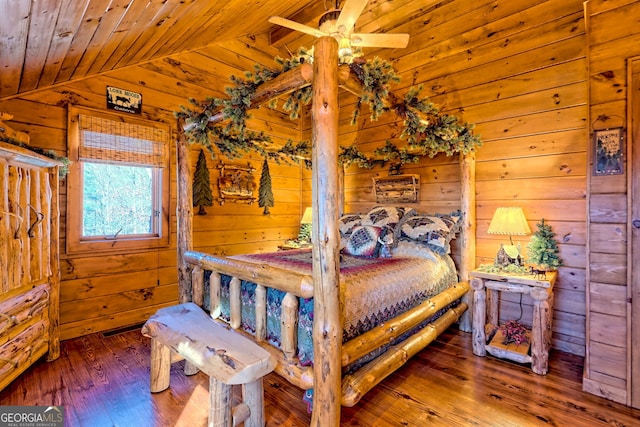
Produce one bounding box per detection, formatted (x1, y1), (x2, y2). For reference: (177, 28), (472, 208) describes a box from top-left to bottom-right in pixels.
(487, 207), (530, 267)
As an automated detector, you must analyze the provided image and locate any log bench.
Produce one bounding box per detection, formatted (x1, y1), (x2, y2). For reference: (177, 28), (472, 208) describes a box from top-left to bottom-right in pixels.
(141, 302), (277, 427)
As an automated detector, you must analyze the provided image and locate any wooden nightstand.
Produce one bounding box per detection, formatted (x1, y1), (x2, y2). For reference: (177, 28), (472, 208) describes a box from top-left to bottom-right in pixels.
(470, 269), (557, 375)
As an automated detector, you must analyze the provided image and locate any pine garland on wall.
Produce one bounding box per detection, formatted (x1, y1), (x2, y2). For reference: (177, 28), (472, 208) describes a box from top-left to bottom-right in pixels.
(192, 149), (214, 215)
(258, 158), (274, 215)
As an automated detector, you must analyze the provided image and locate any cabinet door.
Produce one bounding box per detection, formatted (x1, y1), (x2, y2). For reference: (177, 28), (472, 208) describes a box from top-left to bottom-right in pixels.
(629, 56), (640, 410)
(0, 142), (62, 391)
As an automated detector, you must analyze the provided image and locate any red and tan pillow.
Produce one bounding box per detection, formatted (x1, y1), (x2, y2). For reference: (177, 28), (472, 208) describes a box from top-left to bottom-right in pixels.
(342, 225), (384, 258)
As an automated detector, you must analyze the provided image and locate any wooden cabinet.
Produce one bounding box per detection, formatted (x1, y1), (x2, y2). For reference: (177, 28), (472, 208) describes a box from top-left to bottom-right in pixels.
(0, 141), (62, 391)
(470, 269), (557, 375)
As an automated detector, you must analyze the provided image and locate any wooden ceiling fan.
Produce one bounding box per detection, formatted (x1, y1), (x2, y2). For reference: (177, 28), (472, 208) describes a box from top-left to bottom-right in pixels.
(269, 0), (410, 57)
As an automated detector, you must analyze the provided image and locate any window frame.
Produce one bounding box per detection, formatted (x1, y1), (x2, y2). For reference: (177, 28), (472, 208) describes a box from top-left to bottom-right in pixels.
(66, 105), (171, 254)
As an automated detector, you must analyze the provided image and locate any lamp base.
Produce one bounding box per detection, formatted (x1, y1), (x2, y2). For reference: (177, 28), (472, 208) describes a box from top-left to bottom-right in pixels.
(495, 244), (523, 267)
(298, 223), (312, 242)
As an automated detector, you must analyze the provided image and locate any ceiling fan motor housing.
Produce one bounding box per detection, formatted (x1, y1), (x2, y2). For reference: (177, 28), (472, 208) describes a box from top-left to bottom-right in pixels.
(319, 9), (344, 34)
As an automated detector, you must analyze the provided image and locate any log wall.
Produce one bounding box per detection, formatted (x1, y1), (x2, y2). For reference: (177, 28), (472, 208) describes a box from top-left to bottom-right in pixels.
(339, 0), (589, 357)
(583, 0), (640, 408)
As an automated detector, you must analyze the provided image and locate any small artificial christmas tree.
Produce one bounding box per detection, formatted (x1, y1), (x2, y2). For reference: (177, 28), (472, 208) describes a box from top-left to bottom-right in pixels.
(526, 218), (563, 271)
(258, 158), (274, 215)
(192, 149), (213, 215)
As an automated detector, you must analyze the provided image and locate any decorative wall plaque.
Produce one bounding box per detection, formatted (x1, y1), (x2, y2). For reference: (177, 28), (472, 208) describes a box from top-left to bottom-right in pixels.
(373, 174), (420, 203)
(593, 127), (624, 175)
(217, 162), (256, 205)
(106, 86), (142, 114)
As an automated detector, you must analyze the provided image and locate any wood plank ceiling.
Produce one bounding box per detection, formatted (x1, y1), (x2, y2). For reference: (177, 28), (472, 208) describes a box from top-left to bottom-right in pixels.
(0, 0), (435, 100)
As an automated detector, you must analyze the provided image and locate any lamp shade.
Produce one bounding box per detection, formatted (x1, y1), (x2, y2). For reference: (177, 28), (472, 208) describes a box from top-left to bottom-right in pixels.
(487, 207), (530, 236)
(300, 207), (313, 225)
(338, 38), (353, 63)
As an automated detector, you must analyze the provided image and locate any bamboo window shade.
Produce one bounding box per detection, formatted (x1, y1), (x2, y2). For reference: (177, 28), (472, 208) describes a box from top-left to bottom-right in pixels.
(78, 114), (168, 167)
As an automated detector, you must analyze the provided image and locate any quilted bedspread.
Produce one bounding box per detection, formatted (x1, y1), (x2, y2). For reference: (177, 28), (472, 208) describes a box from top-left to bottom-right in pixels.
(204, 247), (458, 367)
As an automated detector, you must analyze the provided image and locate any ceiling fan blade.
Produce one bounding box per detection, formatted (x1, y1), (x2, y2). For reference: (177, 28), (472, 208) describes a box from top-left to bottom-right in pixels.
(268, 16), (327, 38)
(351, 33), (410, 48)
(336, 0), (368, 33)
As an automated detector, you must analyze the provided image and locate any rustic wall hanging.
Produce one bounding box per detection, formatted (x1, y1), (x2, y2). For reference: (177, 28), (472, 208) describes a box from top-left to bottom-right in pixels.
(106, 86), (142, 115)
(593, 127), (624, 175)
(373, 174), (420, 203)
(216, 161), (256, 205)
(193, 149), (213, 214)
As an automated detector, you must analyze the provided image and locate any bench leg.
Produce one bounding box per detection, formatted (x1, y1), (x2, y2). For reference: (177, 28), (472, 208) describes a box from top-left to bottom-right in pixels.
(184, 360), (200, 376)
(149, 339), (171, 393)
(209, 377), (232, 427)
(242, 379), (265, 427)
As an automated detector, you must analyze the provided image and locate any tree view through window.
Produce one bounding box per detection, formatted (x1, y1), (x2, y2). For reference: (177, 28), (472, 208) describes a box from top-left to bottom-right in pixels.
(82, 163), (157, 237)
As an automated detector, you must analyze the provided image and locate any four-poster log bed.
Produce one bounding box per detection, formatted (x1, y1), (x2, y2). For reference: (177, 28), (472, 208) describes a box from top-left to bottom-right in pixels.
(175, 37), (477, 426)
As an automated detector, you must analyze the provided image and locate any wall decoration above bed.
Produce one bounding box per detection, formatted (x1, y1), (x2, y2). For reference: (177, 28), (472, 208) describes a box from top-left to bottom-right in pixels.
(216, 161), (256, 205)
(373, 174), (419, 204)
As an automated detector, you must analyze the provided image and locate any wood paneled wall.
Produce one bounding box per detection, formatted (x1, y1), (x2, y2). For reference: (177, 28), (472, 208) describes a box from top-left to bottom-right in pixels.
(340, 0), (589, 357)
(583, 0), (640, 408)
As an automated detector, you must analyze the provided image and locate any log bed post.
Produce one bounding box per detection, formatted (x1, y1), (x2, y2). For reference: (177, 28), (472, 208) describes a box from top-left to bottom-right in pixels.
(459, 152), (476, 332)
(310, 36), (342, 427)
(176, 119), (193, 303)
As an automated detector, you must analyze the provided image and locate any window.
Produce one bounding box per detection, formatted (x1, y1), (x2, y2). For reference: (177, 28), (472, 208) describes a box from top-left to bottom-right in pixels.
(66, 106), (171, 254)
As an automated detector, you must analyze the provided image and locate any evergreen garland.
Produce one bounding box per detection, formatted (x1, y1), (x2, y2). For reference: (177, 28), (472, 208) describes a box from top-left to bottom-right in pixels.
(350, 57), (400, 123)
(258, 158), (274, 215)
(526, 218), (563, 271)
(476, 262), (528, 275)
(192, 149), (214, 215)
(175, 48), (482, 168)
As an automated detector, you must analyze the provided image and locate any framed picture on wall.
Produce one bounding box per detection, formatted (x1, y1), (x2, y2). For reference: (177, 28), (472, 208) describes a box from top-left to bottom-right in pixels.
(593, 127), (624, 175)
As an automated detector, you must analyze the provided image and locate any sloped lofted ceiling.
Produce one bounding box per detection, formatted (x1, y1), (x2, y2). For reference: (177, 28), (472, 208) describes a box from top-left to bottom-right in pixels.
(0, 0), (438, 101)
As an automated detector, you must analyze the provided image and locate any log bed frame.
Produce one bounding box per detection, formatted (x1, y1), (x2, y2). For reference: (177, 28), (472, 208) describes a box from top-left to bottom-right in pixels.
(175, 37), (477, 426)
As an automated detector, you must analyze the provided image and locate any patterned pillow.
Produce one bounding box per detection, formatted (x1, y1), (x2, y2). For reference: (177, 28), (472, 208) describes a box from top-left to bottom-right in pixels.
(361, 206), (414, 229)
(339, 213), (364, 237)
(438, 211), (463, 234)
(342, 225), (384, 258)
(399, 214), (461, 254)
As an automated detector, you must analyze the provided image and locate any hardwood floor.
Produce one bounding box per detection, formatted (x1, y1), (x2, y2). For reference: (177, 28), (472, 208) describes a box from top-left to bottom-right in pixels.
(1, 326), (638, 426)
